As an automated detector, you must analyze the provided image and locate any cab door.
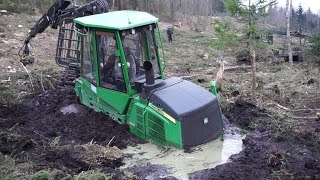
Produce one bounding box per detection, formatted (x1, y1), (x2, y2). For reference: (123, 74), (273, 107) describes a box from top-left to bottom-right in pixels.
(94, 30), (131, 120)
(78, 28), (99, 105)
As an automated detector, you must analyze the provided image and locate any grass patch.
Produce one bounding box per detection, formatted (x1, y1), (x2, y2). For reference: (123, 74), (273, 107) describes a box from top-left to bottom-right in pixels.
(0, 67), (61, 105)
(74, 170), (112, 180)
(28, 170), (54, 180)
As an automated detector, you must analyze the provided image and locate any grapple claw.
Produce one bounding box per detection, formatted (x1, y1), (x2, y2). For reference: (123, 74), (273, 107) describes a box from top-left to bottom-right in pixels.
(19, 42), (35, 66)
(20, 54), (35, 66)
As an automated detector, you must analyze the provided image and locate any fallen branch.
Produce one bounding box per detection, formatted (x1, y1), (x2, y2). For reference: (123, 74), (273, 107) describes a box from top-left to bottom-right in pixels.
(0, 77), (11, 83)
(259, 112), (284, 132)
(9, 122), (19, 131)
(180, 74), (212, 79)
(215, 59), (225, 83)
(15, 91), (27, 100)
(20, 62), (34, 90)
(290, 108), (320, 112)
(47, 79), (55, 90)
(269, 103), (320, 112)
(224, 65), (252, 72)
(40, 72), (45, 92)
(291, 116), (318, 120)
(107, 136), (115, 146)
(33, 131), (50, 141)
(275, 103), (290, 111)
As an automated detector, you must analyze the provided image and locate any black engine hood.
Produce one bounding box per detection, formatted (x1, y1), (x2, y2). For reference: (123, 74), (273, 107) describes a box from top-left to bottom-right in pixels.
(147, 77), (223, 147)
(148, 77), (218, 121)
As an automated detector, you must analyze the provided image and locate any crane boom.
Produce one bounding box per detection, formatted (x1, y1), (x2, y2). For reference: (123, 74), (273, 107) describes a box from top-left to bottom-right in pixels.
(19, 0), (108, 66)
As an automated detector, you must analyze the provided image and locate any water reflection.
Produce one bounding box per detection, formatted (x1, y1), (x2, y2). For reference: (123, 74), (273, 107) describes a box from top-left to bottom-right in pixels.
(121, 131), (244, 179)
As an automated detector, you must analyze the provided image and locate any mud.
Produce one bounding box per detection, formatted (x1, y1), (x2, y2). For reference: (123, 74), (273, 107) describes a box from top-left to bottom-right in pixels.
(189, 132), (320, 179)
(0, 88), (142, 148)
(224, 98), (270, 131)
(189, 98), (320, 180)
(0, 87), (141, 176)
(2, 89), (319, 179)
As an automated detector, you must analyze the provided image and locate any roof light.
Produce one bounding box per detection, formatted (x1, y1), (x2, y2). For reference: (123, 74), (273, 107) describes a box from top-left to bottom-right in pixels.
(131, 28), (136, 35)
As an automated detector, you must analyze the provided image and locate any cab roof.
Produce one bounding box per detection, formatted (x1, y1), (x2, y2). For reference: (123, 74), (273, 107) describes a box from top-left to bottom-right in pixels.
(74, 10), (159, 30)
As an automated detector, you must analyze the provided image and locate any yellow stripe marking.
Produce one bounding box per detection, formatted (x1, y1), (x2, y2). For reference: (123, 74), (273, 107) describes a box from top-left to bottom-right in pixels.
(148, 103), (176, 124)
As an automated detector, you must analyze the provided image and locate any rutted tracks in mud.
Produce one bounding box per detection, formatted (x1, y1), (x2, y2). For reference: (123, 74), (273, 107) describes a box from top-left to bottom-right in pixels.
(0, 86), (141, 178)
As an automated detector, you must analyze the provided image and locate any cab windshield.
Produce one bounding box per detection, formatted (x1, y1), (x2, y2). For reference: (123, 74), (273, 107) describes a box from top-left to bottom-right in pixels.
(121, 24), (160, 83)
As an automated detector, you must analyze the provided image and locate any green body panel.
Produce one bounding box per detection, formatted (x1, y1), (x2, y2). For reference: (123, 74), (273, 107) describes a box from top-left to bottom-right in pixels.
(211, 80), (218, 97)
(97, 86), (130, 114)
(126, 97), (148, 139)
(126, 97), (183, 148)
(75, 78), (126, 123)
(75, 27), (133, 116)
(74, 10), (159, 30)
(144, 106), (183, 148)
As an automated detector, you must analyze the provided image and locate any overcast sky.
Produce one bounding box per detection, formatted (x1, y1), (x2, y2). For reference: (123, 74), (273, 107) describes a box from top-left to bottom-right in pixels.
(242, 0), (320, 14)
(277, 0), (320, 14)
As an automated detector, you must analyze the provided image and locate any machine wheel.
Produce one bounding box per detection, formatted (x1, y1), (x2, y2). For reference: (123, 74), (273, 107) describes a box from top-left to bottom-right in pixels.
(59, 65), (80, 88)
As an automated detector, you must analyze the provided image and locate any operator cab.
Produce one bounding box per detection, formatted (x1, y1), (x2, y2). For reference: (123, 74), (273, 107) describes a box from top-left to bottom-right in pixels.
(74, 10), (165, 118)
(75, 11), (164, 94)
(96, 24), (163, 92)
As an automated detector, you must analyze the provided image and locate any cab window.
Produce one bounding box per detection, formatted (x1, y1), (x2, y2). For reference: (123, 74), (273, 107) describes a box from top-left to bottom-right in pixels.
(121, 25), (160, 84)
(81, 33), (96, 85)
(96, 31), (126, 92)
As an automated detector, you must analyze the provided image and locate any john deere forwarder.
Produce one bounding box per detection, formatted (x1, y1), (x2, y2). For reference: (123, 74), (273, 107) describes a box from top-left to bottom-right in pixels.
(19, 0), (223, 149)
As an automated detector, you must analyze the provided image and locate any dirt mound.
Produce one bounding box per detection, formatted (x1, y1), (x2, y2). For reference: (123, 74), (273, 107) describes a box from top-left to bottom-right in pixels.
(0, 132), (35, 155)
(0, 87), (142, 176)
(0, 88), (141, 148)
(224, 99), (270, 130)
(189, 132), (320, 179)
(30, 144), (123, 174)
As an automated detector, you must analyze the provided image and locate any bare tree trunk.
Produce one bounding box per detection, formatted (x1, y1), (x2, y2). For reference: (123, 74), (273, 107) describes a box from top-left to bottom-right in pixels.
(143, 0), (147, 12)
(169, 0), (175, 20)
(117, 0), (123, 10)
(248, 0), (257, 91)
(122, 0), (127, 10)
(286, 0), (293, 67)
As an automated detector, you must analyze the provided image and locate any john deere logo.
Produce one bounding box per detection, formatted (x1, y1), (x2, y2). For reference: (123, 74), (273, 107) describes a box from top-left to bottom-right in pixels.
(204, 118), (208, 124)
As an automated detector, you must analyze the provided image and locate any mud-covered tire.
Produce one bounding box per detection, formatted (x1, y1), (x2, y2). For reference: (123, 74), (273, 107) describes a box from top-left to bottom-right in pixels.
(59, 65), (80, 88)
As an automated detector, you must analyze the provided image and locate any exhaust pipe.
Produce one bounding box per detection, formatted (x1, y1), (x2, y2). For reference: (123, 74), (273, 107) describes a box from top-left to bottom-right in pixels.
(141, 61), (165, 99)
(143, 61), (155, 85)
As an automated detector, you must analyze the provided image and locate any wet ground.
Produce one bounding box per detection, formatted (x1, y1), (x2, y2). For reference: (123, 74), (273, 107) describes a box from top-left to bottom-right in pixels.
(0, 87), (141, 177)
(189, 99), (320, 180)
(1, 88), (319, 179)
(120, 131), (244, 179)
(189, 131), (320, 180)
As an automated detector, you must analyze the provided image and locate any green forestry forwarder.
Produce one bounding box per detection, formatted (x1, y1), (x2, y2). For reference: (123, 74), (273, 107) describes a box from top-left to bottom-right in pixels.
(18, 0), (223, 149)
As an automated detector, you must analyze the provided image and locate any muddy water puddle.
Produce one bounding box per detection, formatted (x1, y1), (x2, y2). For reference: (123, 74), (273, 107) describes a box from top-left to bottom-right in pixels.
(120, 132), (244, 179)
